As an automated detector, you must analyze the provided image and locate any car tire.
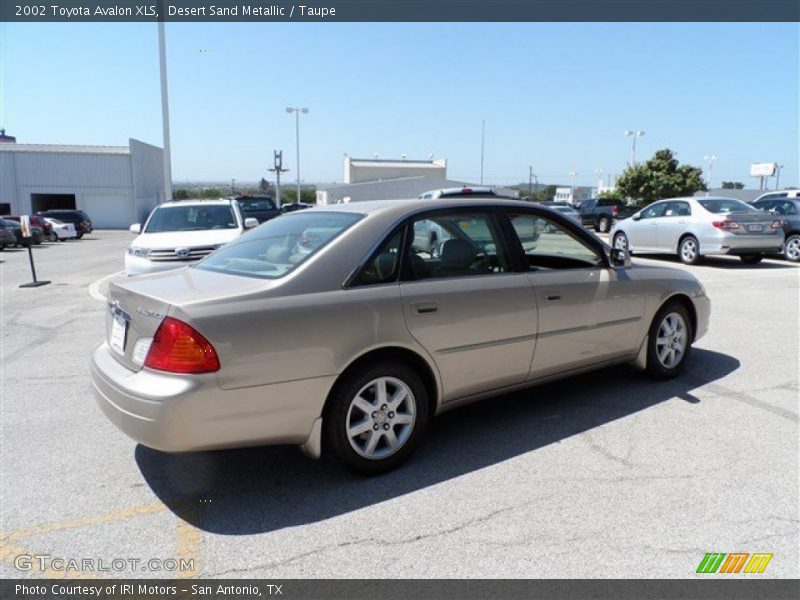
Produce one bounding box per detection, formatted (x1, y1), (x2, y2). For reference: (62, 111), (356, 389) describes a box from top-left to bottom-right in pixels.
(49, 232), (58, 242)
(646, 301), (693, 380)
(76, 233), (84, 240)
(784, 234), (800, 263)
(597, 217), (611, 233)
(740, 254), (763, 265)
(613, 232), (629, 253)
(678, 235), (701, 265)
(429, 233), (439, 258)
(323, 361), (430, 475)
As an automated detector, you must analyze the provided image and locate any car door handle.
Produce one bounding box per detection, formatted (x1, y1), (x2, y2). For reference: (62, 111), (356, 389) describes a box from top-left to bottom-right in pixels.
(546, 294), (561, 301)
(411, 302), (439, 315)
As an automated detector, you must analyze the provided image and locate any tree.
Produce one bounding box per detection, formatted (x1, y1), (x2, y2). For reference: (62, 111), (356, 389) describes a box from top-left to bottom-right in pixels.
(721, 181), (745, 189)
(173, 188), (190, 200)
(615, 149), (706, 205)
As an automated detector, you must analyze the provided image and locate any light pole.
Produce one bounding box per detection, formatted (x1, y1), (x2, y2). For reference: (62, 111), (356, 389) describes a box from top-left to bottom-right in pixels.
(775, 163), (784, 190)
(528, 166), (533, 199)
(569, 171), (577, 205)
(286, 107), (309, 203)
(704, 154), (718, 193)
(595, 168), (604, 191)
(157, 19), (172, 202)
(624, 130), (645, 167)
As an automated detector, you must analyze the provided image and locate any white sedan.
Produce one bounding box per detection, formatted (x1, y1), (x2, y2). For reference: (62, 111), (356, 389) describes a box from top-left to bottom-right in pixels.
(611, 197), (784, 265)
(43, 218), (77, 241)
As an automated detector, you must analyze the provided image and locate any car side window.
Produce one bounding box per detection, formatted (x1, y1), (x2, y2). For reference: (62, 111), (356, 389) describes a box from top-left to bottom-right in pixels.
(403, 211), (511, 281)
(506, 211), (603, 270)
(351, 229), (404, 286)
(664, 201), (691, 217)
(774, 201), (797, 216)
(640, 203), (668, 219)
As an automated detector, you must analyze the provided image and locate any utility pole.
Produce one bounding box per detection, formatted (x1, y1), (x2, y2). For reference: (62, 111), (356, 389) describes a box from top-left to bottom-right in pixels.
(528, 166), (533, 199)
(269, 150), (289, 208)
(231, 178), (235, 196)
(776, 164), (784, 190)
(480, 120), (485, 185)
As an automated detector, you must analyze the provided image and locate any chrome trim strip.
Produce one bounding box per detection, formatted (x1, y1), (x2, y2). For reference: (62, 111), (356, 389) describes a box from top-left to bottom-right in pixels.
(437, 333), (538, 355)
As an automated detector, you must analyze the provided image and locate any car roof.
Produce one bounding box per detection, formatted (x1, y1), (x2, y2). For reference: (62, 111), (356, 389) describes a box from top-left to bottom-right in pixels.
(159, 199), (233, 208)
(302, 197), (532, 219)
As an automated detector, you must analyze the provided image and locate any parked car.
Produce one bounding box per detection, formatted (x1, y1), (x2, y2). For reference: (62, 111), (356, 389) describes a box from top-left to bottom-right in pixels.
(235, 195), (280, 223)
(0, 218), (17, 250)
(125, 199), (259, 276)
(550, 205), (582, 225)
(280, 202), (314, 213)
(43, 217), (78, 241)
(752, 189), (800, 204)
(5, 219), (44, 246)
(577, 197), (637, 233)
(37, 209), (93, 238)
(418, 187), (516, 200)
(611, 197), (784, 265)
(92, 198), (710, 475)
(750, 196), (800, 262)
(3, 215), (53, 240)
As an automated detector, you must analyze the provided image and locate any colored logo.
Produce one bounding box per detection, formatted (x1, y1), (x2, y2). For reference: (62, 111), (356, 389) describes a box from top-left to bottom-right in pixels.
(697, 552), (773, 574)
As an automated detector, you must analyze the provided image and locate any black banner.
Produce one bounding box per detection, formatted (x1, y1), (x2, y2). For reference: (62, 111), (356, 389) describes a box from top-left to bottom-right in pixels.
(2, 579), (800, 600)
(2, 0), (799, 22)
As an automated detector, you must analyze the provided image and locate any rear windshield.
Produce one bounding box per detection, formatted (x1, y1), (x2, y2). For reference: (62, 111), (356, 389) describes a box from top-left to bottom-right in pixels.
(698, 199), (758, 214)
(238, 198), (276, 211)
(144, 205), (237, 233)
(196, 211), (363, 279)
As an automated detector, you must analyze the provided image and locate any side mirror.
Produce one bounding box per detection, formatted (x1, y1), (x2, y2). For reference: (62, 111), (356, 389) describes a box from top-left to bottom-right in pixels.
(244, 217), (259, 229)
(129, 223), (141, 234)
(610, 248), (632, 269)
(631, 213), (641, 221)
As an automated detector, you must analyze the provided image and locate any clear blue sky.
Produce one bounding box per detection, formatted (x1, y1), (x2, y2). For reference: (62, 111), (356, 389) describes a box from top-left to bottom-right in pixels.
(1, 22), (798, 188)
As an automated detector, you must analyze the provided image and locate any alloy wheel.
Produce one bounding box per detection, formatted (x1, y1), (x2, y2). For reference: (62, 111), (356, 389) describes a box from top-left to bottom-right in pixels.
(784, 235), (800, 262)
(655, 312), (687, 369)
(346, 376), (417, 460)
(681, 238), (698, 263)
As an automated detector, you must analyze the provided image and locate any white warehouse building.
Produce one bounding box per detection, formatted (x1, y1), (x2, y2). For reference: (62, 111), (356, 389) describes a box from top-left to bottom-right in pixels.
(0, 138), (165, 228)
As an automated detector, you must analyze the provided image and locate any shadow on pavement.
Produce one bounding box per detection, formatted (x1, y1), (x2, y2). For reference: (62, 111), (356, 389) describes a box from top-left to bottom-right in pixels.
(136, 348), (739, 534)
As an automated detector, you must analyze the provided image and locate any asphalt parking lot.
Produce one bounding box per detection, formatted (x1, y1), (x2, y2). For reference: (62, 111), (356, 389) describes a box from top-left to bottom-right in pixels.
(1, 231), (798, 579)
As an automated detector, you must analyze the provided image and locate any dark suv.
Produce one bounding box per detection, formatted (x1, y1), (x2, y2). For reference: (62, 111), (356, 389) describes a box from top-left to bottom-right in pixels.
(37, 209), (93, 238)
(577, 197), (636, 233)
(751, 196), (800, 262)
(234, 195), (280, 223)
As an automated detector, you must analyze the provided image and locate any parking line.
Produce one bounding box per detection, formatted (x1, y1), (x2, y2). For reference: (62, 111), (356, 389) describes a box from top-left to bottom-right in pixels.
(0, 501), (167, 542)
(87, 270), (124, 302)
(175, 511), (203, 579)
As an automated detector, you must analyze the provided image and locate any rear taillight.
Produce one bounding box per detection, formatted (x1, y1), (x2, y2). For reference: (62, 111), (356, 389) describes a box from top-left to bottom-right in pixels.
(770, 220), (782, 230)
(611, 205), (619, 216)
(711, 220), (740, 231)
(144, 317), (220, 373)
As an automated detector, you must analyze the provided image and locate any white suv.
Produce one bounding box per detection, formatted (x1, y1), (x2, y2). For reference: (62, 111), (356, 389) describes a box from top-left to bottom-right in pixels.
(125, 199), (258, 276)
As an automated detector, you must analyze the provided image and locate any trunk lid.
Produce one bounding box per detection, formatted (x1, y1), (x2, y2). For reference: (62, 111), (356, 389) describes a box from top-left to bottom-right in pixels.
(106, 267), (273, 372)
(720, 211), (780, 235)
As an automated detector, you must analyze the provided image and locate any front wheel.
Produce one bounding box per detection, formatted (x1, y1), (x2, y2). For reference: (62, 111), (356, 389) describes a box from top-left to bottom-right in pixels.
(740, 254), (763, 265)
(784, 234), (800, 263)
(646, 301), (693, 379)
(324, 362), (430, 475)
(678, 236), (701, 265)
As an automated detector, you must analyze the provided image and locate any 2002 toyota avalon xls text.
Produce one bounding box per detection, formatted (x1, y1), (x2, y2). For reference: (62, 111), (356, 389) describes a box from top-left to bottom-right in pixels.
(90, 199), (710, 474)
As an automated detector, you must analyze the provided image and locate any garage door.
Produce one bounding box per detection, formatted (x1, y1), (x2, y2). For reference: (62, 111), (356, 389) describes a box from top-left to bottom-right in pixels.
(80, 194), (131, 229)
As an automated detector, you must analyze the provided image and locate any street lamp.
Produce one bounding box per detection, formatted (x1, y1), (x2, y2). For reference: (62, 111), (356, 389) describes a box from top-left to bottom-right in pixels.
(157, 20), (173, 202)
(624, 130), (645, 167)
(776, 163), (784, 190)
(286, 107), (309, 204)
(704, 154), (718, 192)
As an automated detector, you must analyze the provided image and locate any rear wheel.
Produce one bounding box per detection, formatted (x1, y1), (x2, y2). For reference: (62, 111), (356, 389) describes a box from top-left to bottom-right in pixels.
(740, 254), (763, 265)
(49, 232), (59, 242)
(783, 234), (800, 262)
(646, 301), (693, 379)
(597, 216), (611, 233)
(678, 235), (701, 265)
(613, 232), (629, 253)
(323, 362), (430, 475)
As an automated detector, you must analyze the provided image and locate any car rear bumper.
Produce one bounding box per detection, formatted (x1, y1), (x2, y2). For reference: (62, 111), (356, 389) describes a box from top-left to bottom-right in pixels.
(700, 231), (784, 256)
(90, 342), (334, 452)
